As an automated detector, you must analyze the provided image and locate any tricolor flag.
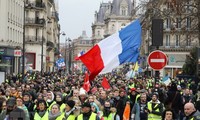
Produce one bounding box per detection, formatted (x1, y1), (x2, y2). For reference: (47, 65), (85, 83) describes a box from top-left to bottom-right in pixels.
(79, 19), (142, 80)
(75, 51), (85, 60)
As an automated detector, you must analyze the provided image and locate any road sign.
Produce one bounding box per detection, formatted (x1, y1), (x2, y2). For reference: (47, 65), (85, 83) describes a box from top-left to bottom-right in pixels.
(148, 50), (167, 70)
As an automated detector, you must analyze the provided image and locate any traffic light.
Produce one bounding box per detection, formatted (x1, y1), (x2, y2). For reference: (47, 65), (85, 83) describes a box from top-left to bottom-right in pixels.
(152, 19), (163, 46)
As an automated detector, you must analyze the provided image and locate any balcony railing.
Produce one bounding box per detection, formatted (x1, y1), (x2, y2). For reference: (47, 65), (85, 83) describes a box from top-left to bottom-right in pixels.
(25, 18), (45, 26)
(51, 12), (59, 21)
(35, 2), (45, 9)
(25, 36), (45, 44)
(25, 2), (45, 9)
(49, 0), (54, 4)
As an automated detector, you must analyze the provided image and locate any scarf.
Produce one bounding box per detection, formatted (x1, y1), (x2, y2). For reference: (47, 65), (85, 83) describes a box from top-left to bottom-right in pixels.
(48, 111), (61, 120)
(38, 110), (46, 117)
(65, 107), (76, 119)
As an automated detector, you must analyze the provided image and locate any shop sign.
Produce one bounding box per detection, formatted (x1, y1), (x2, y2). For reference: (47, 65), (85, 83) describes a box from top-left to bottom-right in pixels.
(14, 50), (22, 57)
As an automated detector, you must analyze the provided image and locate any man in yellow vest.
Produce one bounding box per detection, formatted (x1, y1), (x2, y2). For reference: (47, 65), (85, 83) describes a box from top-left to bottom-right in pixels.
(75, 102), (100, 120)
(183, 102), (200, 120)
(147, 93), (164, 120)
(62, 100), (76, 120)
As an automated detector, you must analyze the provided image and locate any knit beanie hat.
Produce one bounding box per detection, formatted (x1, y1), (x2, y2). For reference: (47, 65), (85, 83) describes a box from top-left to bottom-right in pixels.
(66, 100), (75, 109)
(82, 102), (91, 108)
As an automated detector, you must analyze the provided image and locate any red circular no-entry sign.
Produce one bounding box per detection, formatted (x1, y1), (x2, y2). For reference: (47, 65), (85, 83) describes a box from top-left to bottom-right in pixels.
(148, 50), (167, 70)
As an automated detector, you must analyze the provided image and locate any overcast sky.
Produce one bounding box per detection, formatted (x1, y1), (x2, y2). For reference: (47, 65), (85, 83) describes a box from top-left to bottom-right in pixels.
(58, 0), (111, 43)
(58, 0), (139, 43)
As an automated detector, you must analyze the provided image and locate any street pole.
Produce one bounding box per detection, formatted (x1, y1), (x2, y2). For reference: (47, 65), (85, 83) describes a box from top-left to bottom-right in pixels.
(22, 1), (26, 79)
(58, 32), (66, 55)
(68, 38), (72, 74)
(65, 38), (67, 73)
(41, 28), (44, 75)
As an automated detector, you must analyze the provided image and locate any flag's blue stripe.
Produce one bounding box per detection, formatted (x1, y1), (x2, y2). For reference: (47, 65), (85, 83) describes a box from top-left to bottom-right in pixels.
(118, 19), (142, 64)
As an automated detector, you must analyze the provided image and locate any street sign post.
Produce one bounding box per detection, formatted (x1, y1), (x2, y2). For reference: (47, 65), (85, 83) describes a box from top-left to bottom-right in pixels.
(148, 50), (167, 70)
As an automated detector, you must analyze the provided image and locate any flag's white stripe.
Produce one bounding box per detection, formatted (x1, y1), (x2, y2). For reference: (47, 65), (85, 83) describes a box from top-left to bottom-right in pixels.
(98, 33), (122, 74)
(150, 59), (165, 62)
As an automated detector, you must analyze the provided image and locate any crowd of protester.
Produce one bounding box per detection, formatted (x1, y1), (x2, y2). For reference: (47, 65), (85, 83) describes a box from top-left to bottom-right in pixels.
(0, 70), (200, 120)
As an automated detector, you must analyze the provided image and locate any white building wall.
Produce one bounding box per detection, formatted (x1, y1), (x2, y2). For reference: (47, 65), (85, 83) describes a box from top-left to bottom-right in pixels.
(26, 44), (46, 71)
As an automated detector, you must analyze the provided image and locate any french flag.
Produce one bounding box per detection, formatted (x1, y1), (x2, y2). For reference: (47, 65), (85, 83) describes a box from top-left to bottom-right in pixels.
(79, 19), (142, 80)
(75, 51), (85, 60)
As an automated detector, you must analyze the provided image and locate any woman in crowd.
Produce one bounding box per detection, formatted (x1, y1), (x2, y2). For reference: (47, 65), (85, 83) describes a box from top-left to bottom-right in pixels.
(49, 104), (64, 120)
(162, 109), (177, 120)
(34, 99), (49, 120)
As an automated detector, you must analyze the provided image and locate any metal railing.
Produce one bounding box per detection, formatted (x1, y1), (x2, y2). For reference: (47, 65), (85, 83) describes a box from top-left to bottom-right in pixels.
(25, 17), (45, 26)
(25, 36), (45, 44)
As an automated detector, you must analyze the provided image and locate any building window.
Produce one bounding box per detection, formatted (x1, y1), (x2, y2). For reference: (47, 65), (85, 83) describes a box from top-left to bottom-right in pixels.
(166, 34), (170, 46)
(120, 7), (127, 16)
(175, 35), (180, 47)
(186, 17), (191, 29)
(166, 18), (171, 29)
(186, 35), (191, 46)
(167, 2), (170, 9)
(111, 24), (115, 32)
(97, 31), (100, 36)
(176, 17), (181, 29)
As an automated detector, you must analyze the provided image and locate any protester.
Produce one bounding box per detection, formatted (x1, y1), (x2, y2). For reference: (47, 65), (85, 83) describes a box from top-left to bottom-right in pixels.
(75, 102), (100, 120)
(183, 102), (200, 120)
(16, 96), (30, 120)
(116, 89), (129, 119)
(46, 91), (56, 111)
(55, 93), (66, 112)
(49, 104), (64, 120)
(165, 82), (182, 118)
(162, 109), (177, 120)
(0, 97), (7, 119)
(1, 97), (26, 120)
(2, 70), (200, 120)
(34, 99), (49, 120)
(63, 100), (76, 119)
(131, 92), (148, 120)
(147, 93), (164, 120)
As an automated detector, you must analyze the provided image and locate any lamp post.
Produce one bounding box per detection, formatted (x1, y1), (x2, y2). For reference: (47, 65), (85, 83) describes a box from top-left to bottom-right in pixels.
(65, 38), (71, 74)
(41, 19), (52, 75)
(58, 31), (66, 54)
(41, 27), (44, 75)
(22, 1), (26, 78)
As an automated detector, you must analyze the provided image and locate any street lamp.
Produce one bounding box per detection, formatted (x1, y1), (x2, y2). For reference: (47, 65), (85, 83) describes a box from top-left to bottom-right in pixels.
(22, 1), (26, 78)
(41, 19), (52, 75)
(22, 1), (32, 78)
(41, 27), (44, 75)
(58, 31), (66, 54)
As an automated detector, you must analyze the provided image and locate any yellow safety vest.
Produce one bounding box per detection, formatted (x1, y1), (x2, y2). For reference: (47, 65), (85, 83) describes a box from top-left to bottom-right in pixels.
(47, 101), (57, 111)
(77, 112), (97, 120)
(135, 94), (140, 103)
(103, 113), (116, 120)
(129, 83), (135, 89)
(147, 102), (161, 120)
(60, 103), (66, 113)
(189, 115), (200, 120)
(34, 111), (48, 120)
(60, 112), (76, 120)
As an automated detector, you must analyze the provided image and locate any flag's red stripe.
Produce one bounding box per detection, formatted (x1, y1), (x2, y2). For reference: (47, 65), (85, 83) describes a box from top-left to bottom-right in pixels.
(79, 45), (104, 80)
